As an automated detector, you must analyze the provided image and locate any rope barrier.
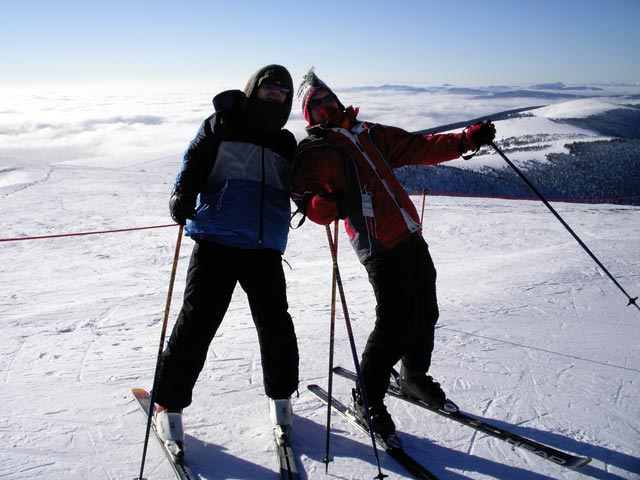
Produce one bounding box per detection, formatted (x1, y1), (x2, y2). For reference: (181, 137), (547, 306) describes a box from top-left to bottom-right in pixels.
(2, 190), (637, 244)
(0, 224), (177, 243)
(410, 190), (640, 204)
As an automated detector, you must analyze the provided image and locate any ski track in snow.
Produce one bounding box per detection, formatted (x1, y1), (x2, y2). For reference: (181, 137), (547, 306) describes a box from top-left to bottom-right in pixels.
(1, 115), (639, 478)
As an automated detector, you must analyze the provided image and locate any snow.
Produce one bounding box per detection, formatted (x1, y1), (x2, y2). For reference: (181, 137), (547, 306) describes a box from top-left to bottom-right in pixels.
(446, 114), (598, 170)
(0, 84), (639, 479)
(534, 98), (636, 120)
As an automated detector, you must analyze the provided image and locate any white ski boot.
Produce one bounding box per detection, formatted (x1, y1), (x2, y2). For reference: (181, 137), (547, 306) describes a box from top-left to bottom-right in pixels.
(269, 398), (293, 446)
(154, 406), (185, 459)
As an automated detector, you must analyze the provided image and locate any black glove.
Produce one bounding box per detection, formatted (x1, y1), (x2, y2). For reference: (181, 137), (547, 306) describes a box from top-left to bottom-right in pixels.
(466, 120), (496, 149)
(169, 190), (196, 225)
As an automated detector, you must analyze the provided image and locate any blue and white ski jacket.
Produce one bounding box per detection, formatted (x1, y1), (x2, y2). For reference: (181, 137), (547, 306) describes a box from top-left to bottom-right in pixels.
(174, 90), (296, 254)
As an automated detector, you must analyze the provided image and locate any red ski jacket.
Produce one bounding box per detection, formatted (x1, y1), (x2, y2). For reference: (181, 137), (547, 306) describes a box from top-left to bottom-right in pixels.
(292, 116), (475, 262)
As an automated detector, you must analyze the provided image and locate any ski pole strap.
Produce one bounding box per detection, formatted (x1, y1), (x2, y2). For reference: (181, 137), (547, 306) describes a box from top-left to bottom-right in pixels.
(460, 126), (478, 160)
(290, 191), (314, 229)
(461, 149), (478, 160)
(290, 206), (307, 229)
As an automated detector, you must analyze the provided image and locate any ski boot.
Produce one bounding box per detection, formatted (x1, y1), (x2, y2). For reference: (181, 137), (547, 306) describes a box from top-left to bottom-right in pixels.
(154, 405), (185, 459)
(398, 364), (455, 410)
(269, 397), (293, 446)
(352, 388), (402, 448)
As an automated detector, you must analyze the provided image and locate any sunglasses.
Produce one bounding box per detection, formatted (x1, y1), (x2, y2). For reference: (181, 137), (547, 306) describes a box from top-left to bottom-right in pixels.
(308, 94), (337, 111)
(261, 79), (291, 94)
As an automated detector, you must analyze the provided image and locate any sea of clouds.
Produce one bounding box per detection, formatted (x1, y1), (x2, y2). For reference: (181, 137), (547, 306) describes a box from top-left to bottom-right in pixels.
(1, 81), (638, 168)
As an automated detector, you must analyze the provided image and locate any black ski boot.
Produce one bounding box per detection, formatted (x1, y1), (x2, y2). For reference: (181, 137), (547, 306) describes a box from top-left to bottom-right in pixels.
(398, 364), (446, 408)
(352, 389), (402, 448)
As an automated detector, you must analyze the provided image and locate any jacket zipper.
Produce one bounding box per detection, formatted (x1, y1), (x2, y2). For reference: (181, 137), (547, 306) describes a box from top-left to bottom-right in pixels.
(258, 146), (265, 245)
(338, 127), (420, 234)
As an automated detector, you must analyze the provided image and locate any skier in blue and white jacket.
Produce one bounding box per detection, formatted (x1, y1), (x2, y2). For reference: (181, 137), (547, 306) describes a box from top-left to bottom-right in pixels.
(173, 76), (295, 253)
(153, 65), (299, 449)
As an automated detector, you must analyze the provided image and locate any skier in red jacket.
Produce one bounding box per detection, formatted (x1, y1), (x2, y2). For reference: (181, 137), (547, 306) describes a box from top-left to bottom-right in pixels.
(292, 68), (495, 446)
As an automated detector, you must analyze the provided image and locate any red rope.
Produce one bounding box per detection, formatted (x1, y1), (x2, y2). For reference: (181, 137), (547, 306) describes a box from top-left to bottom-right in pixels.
(3, 191), (637, 244)
(0, 224), (177, 243)
(412, 190), (640, 203)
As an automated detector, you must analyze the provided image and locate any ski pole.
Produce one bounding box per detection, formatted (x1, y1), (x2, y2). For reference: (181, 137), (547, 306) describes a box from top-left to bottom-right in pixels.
(420, 189), (427, 226)
(324, 224), (387, 480)
(323, 221), (339, 472)
(136, 224), (184, 480)
(491, 142), (639, 311)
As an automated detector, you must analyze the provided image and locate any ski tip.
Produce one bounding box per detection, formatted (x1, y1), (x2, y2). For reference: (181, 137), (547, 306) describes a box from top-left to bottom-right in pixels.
(574, 456), (593, 468)
(443, 399), (459, 413)
(131, 388), (149, 398)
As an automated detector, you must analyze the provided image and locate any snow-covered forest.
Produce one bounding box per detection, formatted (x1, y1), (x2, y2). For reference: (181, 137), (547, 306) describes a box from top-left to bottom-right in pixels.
(397, 106), (640, 204)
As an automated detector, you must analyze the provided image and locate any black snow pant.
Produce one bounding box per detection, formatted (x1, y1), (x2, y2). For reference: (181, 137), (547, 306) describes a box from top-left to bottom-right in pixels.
(359, 233), (439, 405)
(155, 240), (299, 409)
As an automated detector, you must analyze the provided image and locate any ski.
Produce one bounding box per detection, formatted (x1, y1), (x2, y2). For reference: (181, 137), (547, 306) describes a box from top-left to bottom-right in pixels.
(131, 388), (197, 480)
(308, 384), (439, 480)
(273, 427), (300, 479)
(333, 366), (592, 469)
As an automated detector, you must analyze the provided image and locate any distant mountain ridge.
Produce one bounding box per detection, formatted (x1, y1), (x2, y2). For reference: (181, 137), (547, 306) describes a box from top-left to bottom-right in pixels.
(338, 82), (639, 104)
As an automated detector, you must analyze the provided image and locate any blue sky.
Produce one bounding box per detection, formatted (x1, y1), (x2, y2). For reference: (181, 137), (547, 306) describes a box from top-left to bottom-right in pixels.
(3, 0), (640, 88)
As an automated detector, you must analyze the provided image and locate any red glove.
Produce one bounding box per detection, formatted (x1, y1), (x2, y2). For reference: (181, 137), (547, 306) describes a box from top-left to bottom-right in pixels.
(466, 120), (496, 149)
(306, 194), (346, 225)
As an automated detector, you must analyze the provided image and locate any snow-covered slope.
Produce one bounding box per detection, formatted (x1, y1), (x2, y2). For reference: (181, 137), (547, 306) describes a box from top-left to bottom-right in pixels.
(0, 84), (639, 479)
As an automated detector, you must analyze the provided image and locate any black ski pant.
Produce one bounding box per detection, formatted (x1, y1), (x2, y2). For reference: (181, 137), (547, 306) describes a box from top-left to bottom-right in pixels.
(359, 234), (439, 405)
(155, 240), (299, 409)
